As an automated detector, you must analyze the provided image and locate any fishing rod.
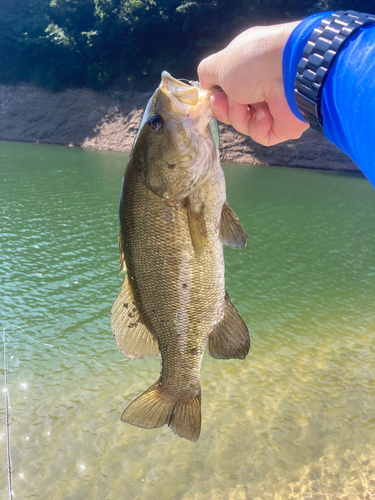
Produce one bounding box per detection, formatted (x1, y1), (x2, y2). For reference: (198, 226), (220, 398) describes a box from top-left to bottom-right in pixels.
(3, 329), (13, 500)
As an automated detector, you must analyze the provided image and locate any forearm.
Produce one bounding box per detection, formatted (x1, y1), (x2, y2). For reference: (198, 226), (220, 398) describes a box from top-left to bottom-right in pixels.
(283, 13), (375, 185)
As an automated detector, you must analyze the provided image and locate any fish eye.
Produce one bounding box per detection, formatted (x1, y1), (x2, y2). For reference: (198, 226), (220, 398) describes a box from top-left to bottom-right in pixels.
(147, 114), (164, 132)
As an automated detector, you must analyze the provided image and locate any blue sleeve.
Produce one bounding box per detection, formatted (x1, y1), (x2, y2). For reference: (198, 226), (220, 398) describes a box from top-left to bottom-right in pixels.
(282, 13), (375, 187)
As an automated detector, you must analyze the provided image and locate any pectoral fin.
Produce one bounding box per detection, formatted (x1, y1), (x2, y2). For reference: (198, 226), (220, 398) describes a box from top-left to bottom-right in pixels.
(111, 274), (160, 359)
(219, 202), (247, 249)
(186, 198), (207, 259)
(208, 292), (250, 360)
(118, 228), (126, 274)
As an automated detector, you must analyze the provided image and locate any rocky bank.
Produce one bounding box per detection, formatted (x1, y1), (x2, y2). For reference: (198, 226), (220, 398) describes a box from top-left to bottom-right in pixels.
(0, 84), (359, 172)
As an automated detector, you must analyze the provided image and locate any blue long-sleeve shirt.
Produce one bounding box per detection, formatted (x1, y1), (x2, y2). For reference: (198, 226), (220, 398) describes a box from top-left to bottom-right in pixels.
(282, 13), (375, 186)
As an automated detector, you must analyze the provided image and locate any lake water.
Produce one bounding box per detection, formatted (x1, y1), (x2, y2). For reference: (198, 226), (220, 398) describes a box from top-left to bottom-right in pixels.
(1, 140), (375, 499)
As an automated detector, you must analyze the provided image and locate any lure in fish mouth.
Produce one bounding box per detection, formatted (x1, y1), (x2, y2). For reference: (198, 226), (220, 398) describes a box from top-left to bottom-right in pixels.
(111, 71), (249, 442)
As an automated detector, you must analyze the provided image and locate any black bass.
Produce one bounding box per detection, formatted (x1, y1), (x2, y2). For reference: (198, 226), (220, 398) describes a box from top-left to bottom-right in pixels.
(111, 71), (249, 442)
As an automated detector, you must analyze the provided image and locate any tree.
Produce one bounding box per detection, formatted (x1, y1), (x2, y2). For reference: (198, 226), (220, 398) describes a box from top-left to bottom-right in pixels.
(0, 0), (357, 90)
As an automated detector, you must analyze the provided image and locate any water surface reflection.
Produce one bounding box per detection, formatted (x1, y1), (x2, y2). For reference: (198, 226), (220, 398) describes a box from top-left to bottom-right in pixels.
(1, 140), (374, 499)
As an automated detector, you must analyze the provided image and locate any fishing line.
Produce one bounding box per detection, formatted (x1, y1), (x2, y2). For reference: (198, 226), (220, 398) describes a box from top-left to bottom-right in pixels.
(2, 322), (109, 498)
(3, 328), (13, 500)
(1, 323), (107, 496)
(178, 78), (194, 86)
(11, 325), (105, 367)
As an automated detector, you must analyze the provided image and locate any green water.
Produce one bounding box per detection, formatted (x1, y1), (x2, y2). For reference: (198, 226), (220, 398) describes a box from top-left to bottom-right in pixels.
(1, 140), (374, 499)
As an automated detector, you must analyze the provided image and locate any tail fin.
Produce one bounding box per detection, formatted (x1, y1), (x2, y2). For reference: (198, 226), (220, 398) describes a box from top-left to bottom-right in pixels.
(121, 380), (201, 442)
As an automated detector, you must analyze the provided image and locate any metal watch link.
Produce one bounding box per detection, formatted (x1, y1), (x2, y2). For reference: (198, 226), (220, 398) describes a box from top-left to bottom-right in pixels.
(294, 10), (375, 134)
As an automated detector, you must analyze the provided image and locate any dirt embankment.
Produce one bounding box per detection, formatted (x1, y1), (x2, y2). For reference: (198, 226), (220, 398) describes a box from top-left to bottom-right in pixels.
(0, 84), (359, 172)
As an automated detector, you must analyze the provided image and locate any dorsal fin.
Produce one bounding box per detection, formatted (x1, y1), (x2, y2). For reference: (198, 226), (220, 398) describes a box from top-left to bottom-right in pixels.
(111, 274), (160, 359)
(219, 202), (247, 249)
(208, 292), (250, 360)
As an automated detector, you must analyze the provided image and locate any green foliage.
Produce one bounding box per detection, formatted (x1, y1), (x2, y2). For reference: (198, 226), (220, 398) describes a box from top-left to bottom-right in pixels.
(0, 0), (359, 91)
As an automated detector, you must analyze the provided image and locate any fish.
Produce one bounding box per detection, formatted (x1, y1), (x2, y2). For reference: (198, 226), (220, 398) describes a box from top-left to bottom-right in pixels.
(111, 71), (250, 442)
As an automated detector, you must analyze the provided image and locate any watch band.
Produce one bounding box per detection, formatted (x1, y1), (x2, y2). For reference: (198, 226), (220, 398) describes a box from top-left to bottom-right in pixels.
(294, 10), (375, 134)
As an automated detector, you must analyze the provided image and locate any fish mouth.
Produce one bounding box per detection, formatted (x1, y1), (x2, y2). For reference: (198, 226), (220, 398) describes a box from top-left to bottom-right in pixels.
(160, 71), (221, 103)
(160, 71), (220, 132)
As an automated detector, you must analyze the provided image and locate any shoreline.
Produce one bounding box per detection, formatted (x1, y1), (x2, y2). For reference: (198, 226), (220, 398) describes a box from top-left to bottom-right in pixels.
(0, 83), (359, 172)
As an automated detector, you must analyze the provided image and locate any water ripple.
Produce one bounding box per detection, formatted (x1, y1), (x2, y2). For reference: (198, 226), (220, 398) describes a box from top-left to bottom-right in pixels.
(0, 142), (374, 499)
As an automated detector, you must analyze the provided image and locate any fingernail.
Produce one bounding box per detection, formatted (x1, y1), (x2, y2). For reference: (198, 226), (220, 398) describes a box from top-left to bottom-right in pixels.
(227, 96), (234, 108)
(255, 108), (265, 122)
(211, 103), (221, 115)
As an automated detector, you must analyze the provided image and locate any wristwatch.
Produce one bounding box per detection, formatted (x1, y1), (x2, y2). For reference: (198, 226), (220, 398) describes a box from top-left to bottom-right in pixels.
(294, 10), (375, 134)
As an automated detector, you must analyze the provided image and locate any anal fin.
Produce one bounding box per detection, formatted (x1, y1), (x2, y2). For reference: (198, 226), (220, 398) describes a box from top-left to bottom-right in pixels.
(208, 292), (250, 360)
(219, 202), (247, 249)
(111, 274), (160, 359)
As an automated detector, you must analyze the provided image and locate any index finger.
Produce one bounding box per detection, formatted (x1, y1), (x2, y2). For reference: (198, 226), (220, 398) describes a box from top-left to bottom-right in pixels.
(197, 53), (221, 90)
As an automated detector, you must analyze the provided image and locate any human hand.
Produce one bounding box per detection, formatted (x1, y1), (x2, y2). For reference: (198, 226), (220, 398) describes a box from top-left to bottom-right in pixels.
(198, 22), (309, 146)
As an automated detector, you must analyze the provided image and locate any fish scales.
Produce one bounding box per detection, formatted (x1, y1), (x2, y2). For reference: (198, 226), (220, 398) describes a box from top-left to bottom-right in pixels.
(111, 71), (250, 441)
(122, 160), (226, 391)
